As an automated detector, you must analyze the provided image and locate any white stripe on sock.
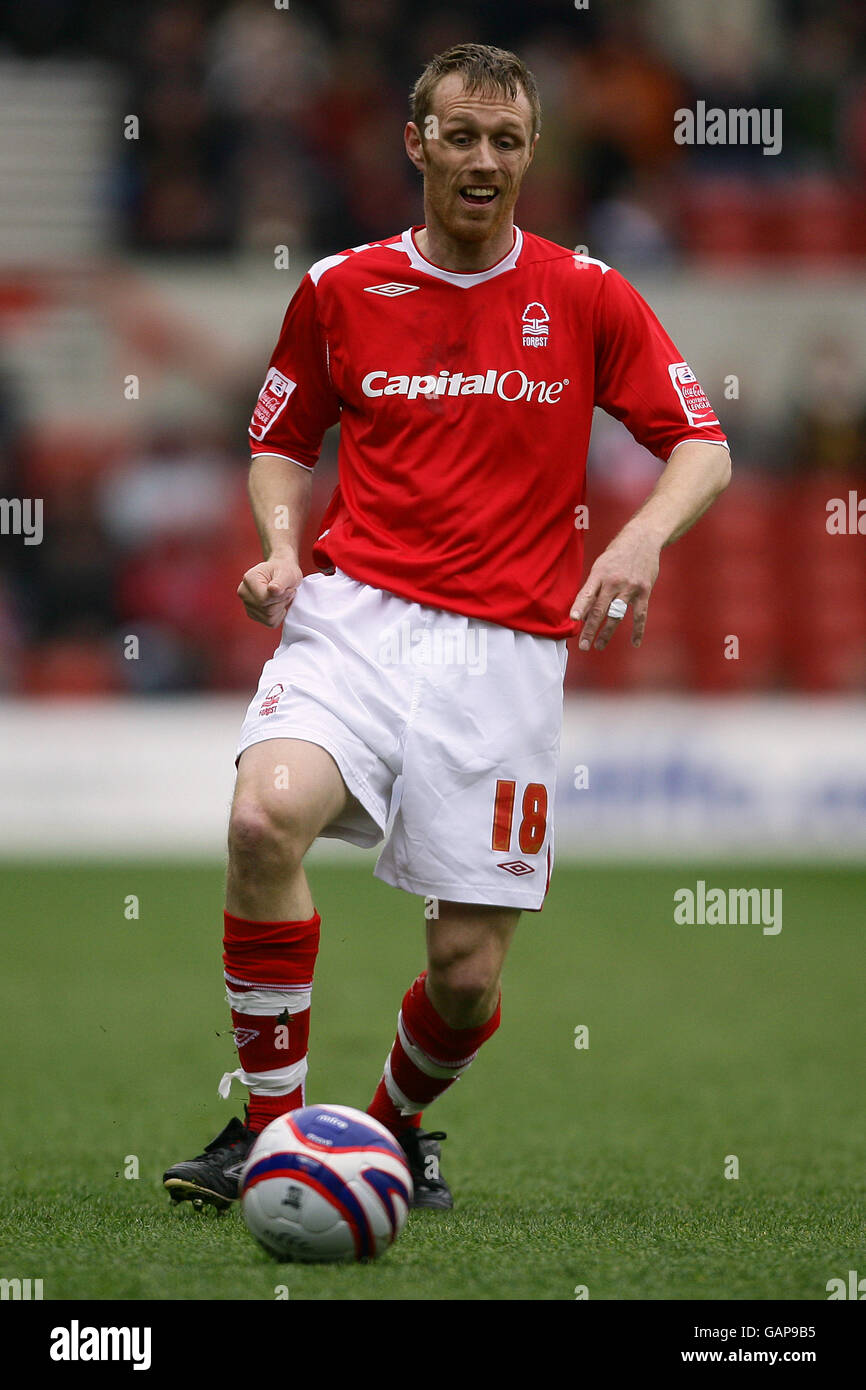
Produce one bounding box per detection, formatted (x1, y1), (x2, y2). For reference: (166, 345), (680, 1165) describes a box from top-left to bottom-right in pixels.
(225, 985), (311, 1016)
(397, 1011), (477, 1079)
(383, 1056), (425, 1117)
(219, 1057), (308, 1099)
(224, 970), (313, 991)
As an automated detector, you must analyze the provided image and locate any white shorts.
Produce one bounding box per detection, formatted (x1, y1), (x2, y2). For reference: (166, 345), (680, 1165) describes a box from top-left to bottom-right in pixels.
(236, 569), (567, 909)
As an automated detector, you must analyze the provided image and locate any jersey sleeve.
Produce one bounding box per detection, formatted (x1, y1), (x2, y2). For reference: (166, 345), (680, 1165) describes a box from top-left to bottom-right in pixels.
(248, 272), (341, 468)
(592, 267), (729, 461)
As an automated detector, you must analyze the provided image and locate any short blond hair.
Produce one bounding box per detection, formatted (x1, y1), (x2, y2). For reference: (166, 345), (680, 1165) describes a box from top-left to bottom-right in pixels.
(411, 43), (541, 142)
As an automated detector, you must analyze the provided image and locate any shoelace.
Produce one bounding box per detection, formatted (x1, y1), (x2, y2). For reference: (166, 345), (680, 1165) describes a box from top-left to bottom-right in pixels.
(403, 1130), (448, 1170)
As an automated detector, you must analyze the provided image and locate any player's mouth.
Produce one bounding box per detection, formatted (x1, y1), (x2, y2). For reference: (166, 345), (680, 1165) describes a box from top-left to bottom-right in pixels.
(458, 186), (499, 207)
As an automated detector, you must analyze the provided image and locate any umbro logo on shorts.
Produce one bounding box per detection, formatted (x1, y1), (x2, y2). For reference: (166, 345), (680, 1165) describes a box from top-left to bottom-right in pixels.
(497, 860), (535, 876)
(363, 282), (420, 297)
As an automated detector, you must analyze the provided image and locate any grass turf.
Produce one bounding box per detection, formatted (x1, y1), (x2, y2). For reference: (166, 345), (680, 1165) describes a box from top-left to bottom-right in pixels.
(1, 861), (863, 1301)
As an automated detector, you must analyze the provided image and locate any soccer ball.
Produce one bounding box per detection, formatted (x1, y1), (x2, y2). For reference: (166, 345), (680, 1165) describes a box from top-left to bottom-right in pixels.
(240, 1104), (413, 1262)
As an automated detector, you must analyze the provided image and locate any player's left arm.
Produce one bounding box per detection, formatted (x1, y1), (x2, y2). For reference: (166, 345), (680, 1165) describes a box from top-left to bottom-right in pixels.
(576, 264), (732, 651)
(571, 439), (731, 651)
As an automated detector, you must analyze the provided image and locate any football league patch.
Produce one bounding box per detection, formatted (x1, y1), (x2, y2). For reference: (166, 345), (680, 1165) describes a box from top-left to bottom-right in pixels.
(668, 362), (718, 428)
(250, 368), (297, 441)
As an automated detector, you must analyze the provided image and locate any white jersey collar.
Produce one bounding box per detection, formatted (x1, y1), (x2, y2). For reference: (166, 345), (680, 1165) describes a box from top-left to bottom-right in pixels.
(398, 226), (523, 287)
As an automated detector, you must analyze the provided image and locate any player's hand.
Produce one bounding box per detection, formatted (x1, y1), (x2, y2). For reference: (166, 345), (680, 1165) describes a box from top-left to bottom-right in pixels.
(570, 529), (660, 651)
(237, 552), (304, 627)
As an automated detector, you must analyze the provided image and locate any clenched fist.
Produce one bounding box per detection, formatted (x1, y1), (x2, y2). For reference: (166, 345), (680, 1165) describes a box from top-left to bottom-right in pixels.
(237, 552), (304, 627)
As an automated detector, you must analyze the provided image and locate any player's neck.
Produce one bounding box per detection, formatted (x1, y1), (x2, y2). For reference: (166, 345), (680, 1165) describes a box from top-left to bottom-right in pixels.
(413, 220), (517, 274)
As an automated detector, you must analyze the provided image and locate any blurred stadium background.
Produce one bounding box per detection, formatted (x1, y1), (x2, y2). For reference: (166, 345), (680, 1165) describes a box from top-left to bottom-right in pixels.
(1, 0), (865, 858)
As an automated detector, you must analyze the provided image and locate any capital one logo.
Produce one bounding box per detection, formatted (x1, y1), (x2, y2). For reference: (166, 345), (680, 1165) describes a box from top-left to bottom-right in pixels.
(361, 367), (569, 405)
(522, 301), (549, 347)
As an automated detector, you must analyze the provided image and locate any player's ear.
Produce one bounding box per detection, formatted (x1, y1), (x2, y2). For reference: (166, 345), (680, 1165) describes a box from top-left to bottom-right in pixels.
(526, 131), (539, 168)
(404, 122), (426, 173)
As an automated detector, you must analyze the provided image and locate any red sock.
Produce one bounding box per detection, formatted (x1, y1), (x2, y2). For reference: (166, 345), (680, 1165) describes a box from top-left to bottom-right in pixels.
(367, 971), (501, 1135)
(221, 910), (320, 1134)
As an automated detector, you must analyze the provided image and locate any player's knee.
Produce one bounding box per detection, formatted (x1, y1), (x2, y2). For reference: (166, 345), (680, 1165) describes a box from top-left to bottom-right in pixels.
(228, 797), (308, 874)
(428, 959), (498, 1017)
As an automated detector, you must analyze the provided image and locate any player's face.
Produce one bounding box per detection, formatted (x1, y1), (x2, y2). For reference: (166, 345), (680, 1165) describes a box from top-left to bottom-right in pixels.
(406, 74), (537, 245)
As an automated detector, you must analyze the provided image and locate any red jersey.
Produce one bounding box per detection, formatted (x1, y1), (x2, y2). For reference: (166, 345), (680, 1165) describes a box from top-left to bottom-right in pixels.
(249, 226), (728, 638)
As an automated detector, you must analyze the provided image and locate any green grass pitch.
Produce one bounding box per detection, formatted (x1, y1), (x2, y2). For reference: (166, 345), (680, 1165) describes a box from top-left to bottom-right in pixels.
(1, 860), (863, 1301)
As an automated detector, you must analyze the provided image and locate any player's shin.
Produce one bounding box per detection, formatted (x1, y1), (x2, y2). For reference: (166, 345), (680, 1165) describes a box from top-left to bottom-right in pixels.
(367, 971), (501, 1134)
(220, 910), (321, 1133)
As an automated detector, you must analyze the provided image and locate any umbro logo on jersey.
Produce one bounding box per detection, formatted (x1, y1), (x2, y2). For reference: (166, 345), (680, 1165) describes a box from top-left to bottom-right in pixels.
(497, 860), (535, 876)
(522, 301), (549, 347)
(363, 282), (420, 297)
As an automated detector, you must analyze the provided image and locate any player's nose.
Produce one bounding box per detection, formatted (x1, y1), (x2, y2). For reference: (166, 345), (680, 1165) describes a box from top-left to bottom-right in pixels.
(469, 137), (500, 174)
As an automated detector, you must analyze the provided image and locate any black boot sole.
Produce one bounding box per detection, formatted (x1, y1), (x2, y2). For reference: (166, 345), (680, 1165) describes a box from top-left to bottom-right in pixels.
(164, 1177), (236, 1211)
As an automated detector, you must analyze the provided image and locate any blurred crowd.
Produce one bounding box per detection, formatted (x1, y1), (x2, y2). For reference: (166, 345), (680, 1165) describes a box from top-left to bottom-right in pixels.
(1, 0), (866, 260)
(4, 0), (866, 258)
(1, 0), (865, 696)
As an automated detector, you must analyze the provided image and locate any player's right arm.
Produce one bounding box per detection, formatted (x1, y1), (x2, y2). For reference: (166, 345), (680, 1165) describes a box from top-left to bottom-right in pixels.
(237, 456), (311, 627)
(239, 269), (341, 627)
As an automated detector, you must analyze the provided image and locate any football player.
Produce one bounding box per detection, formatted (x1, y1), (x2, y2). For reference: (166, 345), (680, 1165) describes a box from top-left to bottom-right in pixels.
(164, 43), (730, 1213)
